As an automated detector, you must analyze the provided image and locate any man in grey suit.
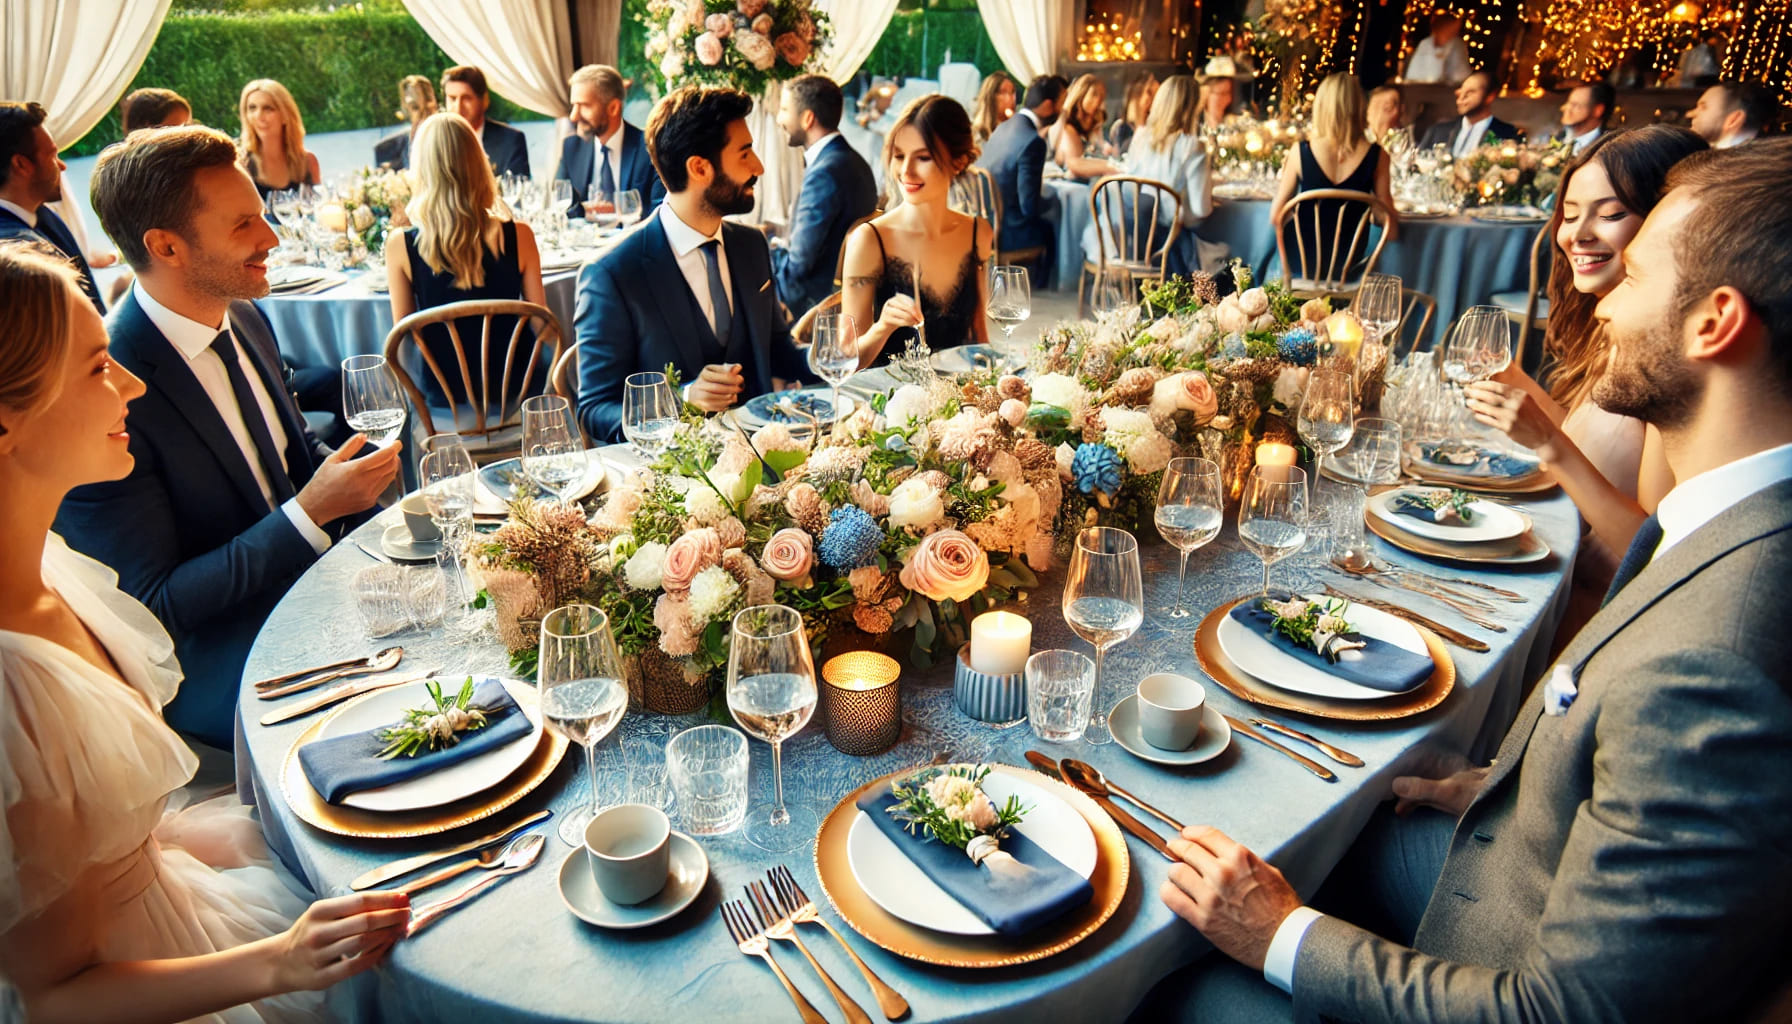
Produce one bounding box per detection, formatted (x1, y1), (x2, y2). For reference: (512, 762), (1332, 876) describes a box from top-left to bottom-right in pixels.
(1149, 139), (1792, 1022)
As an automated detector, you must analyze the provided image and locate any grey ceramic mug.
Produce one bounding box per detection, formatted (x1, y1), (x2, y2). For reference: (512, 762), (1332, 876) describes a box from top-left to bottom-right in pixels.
(400, 493), (441, 542)
(1137, 673), (1206, 750)
(584, 803), (671, 905)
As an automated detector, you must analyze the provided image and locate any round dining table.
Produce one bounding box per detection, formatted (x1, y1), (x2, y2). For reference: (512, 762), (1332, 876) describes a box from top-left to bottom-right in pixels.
(238, 440), (1578, 1023)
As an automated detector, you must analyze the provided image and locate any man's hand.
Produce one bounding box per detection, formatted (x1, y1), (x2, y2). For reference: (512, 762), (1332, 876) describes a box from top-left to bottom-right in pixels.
(1464, 380), (1559, 457)
(1159, 826), (1301, 972)
(294, 434), (401, 527)
(687, 363), (745, 413)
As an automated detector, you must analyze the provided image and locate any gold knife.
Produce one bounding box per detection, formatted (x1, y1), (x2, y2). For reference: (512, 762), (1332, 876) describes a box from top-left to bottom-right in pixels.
(350, 809), (553, 891)
(1247, 718), (1366, 767)
(258, 667), (439, 726)
(1320, 584), (1491, 652)
(1025, 751), (1176, 861)
(1221, 715), (1338, 782)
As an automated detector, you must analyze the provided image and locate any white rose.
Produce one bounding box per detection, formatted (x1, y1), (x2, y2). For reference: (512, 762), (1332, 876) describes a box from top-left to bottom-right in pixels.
(1238, 287), (1270, 317)
(1273, 366), (1307, 409)
(884, 384), (934, 428)
(623, 541), (668, 591)
(1030, 372), (1087, 412)
(1126, 432), (1173, 474)
(1056, 442), (1077, 481)
(659, 50), (685, 79)
(1250, 312), (1278, 332)
(1215, 297), (1251, 335)
(887, 477), (945, 531)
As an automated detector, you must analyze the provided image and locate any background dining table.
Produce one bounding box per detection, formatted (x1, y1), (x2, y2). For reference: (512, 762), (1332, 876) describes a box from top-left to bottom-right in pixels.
(237, 433), (1579, 1023)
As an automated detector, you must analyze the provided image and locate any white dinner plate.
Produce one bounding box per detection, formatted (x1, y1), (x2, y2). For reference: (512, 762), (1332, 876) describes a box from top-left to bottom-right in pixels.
(1216, 594), (1430, 702)
(845, 769), (1097, 936)
(1368, 487), (1527, 544)
(930, 345), (1022, 375)
(313, 677), (542, 813)
(735, 388), (857, 431)
(473, 454), (610, 516)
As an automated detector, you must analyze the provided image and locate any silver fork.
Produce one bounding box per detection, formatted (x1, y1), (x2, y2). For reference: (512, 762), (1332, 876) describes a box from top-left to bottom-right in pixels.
(720, 899), (827, 1024)
(1341, 567), (1508, 632)
(769, 865), (911, 1021)
(749, 881), (873, 1024)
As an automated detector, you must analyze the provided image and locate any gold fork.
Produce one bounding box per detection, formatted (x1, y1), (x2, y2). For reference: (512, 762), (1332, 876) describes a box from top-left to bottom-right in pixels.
(769, 865), (911, 1020)
(720, 899), (826, 1024)
(749, 881), (873, 1024)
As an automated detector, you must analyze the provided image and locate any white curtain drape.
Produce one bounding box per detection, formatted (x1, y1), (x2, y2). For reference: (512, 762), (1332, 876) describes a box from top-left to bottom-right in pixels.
(974, 0), (1067, 83)
(399, 0), (575, 118)
(2, 0), (172, 149)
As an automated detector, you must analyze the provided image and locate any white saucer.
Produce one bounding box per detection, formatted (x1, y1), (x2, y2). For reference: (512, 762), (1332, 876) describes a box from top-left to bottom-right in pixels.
(380, 523), (441, 563)
(557, 831), (708, 929)
(1109, 695), (1231, 765)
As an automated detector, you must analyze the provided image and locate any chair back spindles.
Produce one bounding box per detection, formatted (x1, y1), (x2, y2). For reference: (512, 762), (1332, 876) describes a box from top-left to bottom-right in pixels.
(1080, 174), (1184, 316)
(383, 298), (564, 456)
(1276, 188), (1394, 299)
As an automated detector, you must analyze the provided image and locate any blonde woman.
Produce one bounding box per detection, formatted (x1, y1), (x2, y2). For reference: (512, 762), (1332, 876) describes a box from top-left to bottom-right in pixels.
(1107, 71), (1159, 156)
(384, 113), (547, 413)
(374, 74), (438, 170)
(1050, 74), (1123, 182)
(1268, 73), (1398, 251)
(237, 79), (320, 200)
(1104, 74), (1222, 274)
(970, 71), (1016, 146)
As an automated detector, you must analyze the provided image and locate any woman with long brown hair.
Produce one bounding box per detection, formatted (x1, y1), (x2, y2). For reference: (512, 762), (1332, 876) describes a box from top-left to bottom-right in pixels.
(970, 71), (1016, 146)
(1108, 71), (1159, 156)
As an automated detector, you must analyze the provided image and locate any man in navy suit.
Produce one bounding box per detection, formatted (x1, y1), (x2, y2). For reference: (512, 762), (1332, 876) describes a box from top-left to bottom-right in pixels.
(575, 87), (815, 444)
(55, 126), (400, 748)
(443, 65), (530, 178)
(1418, 71), (1524, 157)
(976, 75), (1066, 285)
(770, 74), (878, 318)
(0, 101), (105, 315)
(561, 64), (664, 219)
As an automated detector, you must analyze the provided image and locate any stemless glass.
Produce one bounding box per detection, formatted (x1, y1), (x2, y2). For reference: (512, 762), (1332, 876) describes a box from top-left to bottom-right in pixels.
(538, 604), (630, 845)
(621, 371), (679, 459)
(808, 313), (859, 428)
(726, 604), (818, 852)
(340, 354), (406, 446)
(419, 447), (479, 639)
(1063, 527), (1143, 745)
(520, 394), (586, 505)
(988, 265), (1032, 369)
(1298, 368), (1356, 484)
(1153, 457), (1224, 620)
(1239, 465), (1310, 596)
(1025, 649), (1097, 744)
(665, 725), (750, 835)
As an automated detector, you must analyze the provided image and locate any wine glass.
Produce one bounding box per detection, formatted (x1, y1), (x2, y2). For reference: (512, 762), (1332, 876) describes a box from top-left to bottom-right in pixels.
(419, 446), (479, 638)
(988, 265), (1032, 370)
(1063, 527), (1143, 745)
(1298, 368), (1356, 485)
(1441, 306), (1509, 385)
(726, 604), (818, 852)
(1092, 270), (1131, 318)
(538, 604), (630, 846)
(621, 371), (679, 459)
(1239, 465), (1309, 596)
(1349, 416), (1403, 486)
(613, 189), (644, 226)
(520, 394), (586, 506)
(551, 178), (574, 216)
(807, 313), (858, 431)
(340, 354), (406, 447)
(1353, 273), (1402, 348)
(1154, 458), (1224, 621)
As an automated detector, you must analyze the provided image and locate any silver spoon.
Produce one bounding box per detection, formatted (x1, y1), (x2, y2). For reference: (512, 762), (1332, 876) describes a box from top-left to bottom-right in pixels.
(1059, 758), (1186, 834)
(407, 832), (547, 935)
(255, 646), (405, 699)
(395, 832), (546, 897)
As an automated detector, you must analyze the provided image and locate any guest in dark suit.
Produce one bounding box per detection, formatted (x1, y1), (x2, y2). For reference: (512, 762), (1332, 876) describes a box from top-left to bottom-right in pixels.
(976, 75), (1065, 285)
(0, 101), (105, 315)
(373, 74), (437, 171)
(119, 87), (191, 133)
(562, 64), (664, 220)
(1142, 139), (1792, 1024)
(442, 65), (529, 179)
(1417, 71), (1523, 158)
(771, 74), (878, 318)
(56, 126), (400, 748)
(575, 87), (814, 444)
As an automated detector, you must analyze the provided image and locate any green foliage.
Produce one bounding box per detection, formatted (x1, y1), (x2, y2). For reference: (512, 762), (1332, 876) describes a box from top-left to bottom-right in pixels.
(859, 9), (1008, 82)
(376, 677), (491, 759)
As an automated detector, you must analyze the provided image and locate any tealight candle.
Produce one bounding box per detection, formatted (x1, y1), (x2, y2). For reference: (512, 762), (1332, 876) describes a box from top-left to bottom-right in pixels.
(821, 652), (902, 755)
(1324, 310), (1365, 360)
(1256, 441), (1298, 467)
(315, 202), (348, 232)
(970, 611), (1032, 677)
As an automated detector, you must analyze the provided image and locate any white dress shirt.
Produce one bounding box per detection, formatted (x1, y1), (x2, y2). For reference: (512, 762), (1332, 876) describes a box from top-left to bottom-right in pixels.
(1453, 115), (1494, 158)
(1018, 107), (1044, 133)
(1566, 125), (1603, 154)
(1718, 130), (1759, 149)
(657, 202), (733, 337)
(1404, 36), (1471, 84)
(133, 283), (331, 553)
(803, 131), (842, 166)
(0, 197), (38, 228)
(1653, 442), (1792, 560)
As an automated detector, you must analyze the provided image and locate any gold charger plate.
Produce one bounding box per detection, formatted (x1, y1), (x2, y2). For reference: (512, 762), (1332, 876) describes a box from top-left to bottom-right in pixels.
(1194, 598), (1456, 721)
(281, 678), (567, 839)
(1365, 504), (1552, 565)
(814, 763), (1130, 968)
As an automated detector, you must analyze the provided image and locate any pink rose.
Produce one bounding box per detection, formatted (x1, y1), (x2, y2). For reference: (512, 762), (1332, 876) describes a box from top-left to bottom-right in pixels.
(704, 12), (733, 38)
(695, 31), (724, 66)
(761, 528), (815, 582)
(662, 527), (721, 594)
(774, 32), (810, 66)
(899, 529), (990, 604)
(751, 13), (774, 35)
(736, 0), (767, 16)
(1176, 371), (1218, 423)
(734, 29), (776, 70)
(654, 594), (699, 656)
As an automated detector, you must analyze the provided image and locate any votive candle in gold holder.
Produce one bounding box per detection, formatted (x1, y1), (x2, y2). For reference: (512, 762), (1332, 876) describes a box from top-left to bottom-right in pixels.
(821, 652), (902, 756)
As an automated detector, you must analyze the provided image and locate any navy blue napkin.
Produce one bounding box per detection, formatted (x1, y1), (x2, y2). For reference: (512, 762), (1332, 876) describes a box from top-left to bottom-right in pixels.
(1417, 444), (1536, 479)
(299, 678), (533, 804)
(1391, 495), (1474, 528)
(1229, 603), (1433, 694)
(855, 781), (1093, 937)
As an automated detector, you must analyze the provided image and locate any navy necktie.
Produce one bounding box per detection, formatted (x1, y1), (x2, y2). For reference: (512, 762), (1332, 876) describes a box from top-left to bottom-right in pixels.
(210, 331), (295, 507)
(699, 239), (732, 343)
(1602, 514), (1662, 607)
(597, 145), (615, 198)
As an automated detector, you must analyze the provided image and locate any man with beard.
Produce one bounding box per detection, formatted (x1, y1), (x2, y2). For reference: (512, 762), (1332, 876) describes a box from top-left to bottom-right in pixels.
(770, 74), (877, 319)
(0, 101), (106, 315)
(573, 86), (814, 443)
(55, 126), (400, 748)
(560, 64), (664, 220)
(1136, 139), (1792, 1023)
(976, 75), (1065, 286)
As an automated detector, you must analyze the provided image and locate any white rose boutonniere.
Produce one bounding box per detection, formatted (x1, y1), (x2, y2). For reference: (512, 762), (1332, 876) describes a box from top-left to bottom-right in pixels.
(887, 764), (1030, 877)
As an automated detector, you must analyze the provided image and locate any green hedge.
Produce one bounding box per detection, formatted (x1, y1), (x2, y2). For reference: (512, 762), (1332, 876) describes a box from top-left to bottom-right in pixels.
(859, 10), (1008, 83)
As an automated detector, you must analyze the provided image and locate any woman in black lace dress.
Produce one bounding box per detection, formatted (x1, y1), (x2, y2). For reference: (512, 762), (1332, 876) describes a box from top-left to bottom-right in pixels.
(841, 95), (992, 368)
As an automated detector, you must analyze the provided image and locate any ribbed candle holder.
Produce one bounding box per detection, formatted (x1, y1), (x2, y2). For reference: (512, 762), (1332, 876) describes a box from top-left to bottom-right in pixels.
(952, 643), (1028, 726)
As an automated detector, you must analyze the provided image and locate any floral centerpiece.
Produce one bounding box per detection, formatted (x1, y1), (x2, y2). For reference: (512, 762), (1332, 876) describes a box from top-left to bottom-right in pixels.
(642, 0), (832, 94)
(1453, 139), (1568, 207)
(340, 167), (414, 253)
(1207, 116), (1304, 183)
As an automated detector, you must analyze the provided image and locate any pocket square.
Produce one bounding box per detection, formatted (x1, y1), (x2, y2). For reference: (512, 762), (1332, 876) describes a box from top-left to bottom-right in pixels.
(1542, 664), (1578, 716)
(759, 279), (772, 293)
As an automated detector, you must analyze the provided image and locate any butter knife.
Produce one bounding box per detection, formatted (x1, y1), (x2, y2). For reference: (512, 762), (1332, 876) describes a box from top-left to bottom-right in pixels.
(258, 667), (439, 726)
(1246, 718), (1365, 768)
(350, 809), (552, 891)
(1221, 715), (1338, 782)
(1320, 584), (1491, 652)
(1025, 751), (1176, 862)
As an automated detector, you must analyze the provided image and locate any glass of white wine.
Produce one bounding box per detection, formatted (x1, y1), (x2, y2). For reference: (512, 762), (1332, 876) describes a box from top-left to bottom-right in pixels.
(1063, 527), (1143, 745)
(988, 264), (1032, 370)
(1298, 368), (1356, 487)
(340, 354), (406, 446)
(520, 394), (586, 506)
(726, 604), (818, 852)
(1154, 457), (1224, 620)
(539, 603), (630, 846)
(621, 371), (679, 460)
(1239, 465), (1310, 596)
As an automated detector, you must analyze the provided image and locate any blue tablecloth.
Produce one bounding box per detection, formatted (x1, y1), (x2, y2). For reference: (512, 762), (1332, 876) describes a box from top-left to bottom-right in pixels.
(1048, 178), (1093, 296)
(239, 450), (1577, 1023)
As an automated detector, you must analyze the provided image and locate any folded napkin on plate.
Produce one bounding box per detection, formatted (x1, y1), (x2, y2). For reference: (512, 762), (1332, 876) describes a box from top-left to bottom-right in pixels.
(299, 678), (532, 804)
(1418, 444), (1536, 479)
(1391, 495), (1476, 529)
(854, 784), (1093, 937)
(1229, 603), (1433, 693)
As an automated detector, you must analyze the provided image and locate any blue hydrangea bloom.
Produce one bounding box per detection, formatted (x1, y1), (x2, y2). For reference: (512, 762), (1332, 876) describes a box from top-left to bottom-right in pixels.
(1278, 327), (1319, 366)
(818, 506), (884, 569)
(1220, 332), (1249, 360)
(1072, 443), (1123, 497)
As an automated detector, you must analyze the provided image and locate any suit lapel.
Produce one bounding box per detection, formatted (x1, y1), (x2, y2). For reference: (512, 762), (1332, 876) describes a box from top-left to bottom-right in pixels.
(571, 135), (595, 193)
(723, 223), (773, 391)
(642, 218), (710, 374)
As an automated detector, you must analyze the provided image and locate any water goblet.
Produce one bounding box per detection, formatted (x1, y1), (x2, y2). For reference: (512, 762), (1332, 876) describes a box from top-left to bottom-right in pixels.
(539, 604), (630, 846)
(621, 371), (679, 460)
(988, 265), (1032, 369)
(1153, 457), (1224, 620)
(1240, 465), (1309, 596)
(726, 604), (818, 852)
(1298, 368), (1356, 485)
(807, 313), (859, 429)
(520, 394), (585, 506)
(1063, 527), (1143, 745)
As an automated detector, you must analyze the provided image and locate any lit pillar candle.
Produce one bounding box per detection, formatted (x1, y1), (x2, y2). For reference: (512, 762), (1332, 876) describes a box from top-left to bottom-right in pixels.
(315, 202), (348, 232)
(1324, 310), (1364, 361)
(1255, 441), (1299, 468)
(970, 611), (1031, 677)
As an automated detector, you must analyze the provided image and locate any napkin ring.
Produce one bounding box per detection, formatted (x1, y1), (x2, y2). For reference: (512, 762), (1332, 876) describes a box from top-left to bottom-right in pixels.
(953, 644), (1027, 726)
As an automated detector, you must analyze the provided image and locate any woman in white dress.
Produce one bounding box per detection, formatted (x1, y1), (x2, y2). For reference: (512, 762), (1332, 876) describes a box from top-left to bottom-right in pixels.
(0, 241), (409, 1022)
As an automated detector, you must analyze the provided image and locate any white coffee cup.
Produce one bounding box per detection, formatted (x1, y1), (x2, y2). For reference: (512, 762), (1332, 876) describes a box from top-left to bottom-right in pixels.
(1137, 673), (1206, 750)
(400, 493), (441, 542)
(584, 803), (671, 905)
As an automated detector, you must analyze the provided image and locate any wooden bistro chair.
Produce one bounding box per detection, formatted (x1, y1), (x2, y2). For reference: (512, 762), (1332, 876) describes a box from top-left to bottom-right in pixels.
(1274, 188), (1394, 301)
(1079, 174), (1183, 318)
(1488, 223), (1552, 376)
(1392, 287), (1439, 361)
(957, 165), (1049, 277)
(382, 299), (564, 464)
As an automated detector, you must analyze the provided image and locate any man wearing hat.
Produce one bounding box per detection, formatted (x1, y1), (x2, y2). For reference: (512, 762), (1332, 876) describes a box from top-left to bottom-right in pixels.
(1197, 57), (1248, 133)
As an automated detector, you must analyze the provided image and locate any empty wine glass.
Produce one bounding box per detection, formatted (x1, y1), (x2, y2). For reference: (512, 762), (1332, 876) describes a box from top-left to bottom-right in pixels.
(551, 178), (574, 216)
(1092, 270), (1131, 318)
(539, 604), (630, 846)
(1350, 417), (1403, 486)
(621, 371), (679, 459)
(1441, 306), (1511, 385)
(1298, 368), (1356, 485)
(988, 265), (1032, 369)
(807, 313), (858, 430)
(520, 394), (585, 506)
(1240, 465), (1309, 596)
(1353, 273), (1402, 347)
(1063, 527), (1143, 745)
(419, 446), (478, 639)
(726, 604), (818, 852)
(613, 189), (643, 226)
(1154, 457), (1224, 621)
(340, 354), (406, 447)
